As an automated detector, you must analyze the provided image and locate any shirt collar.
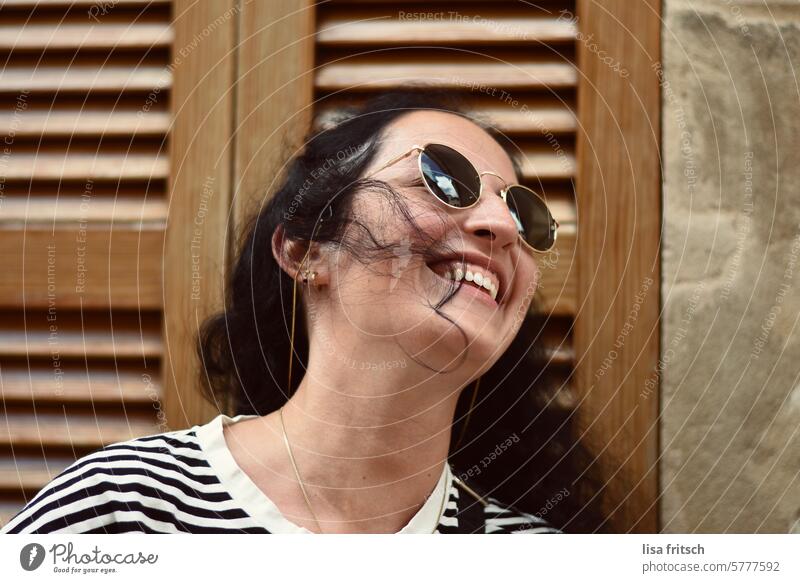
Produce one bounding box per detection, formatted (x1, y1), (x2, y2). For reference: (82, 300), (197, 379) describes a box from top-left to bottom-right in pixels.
(195, 413), (453, 533)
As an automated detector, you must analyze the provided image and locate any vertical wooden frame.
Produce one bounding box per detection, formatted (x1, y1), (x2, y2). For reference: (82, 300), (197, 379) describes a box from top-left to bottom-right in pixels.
(164, 1), (316, 429)
(574, 0), (662, 532)
(164, 0), (239, 428)
(232, 0), (316, 230)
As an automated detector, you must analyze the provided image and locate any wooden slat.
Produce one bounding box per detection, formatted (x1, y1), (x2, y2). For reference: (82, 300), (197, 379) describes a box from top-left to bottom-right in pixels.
(0, 456), (74, 491)
(0, 196), (168, 222)
(1, 152), (168, 181)
(316, 57), (577, 91)
(0, 226), (165, 310)
(317, 10), (576, 46)
(0, 0), (169, 6)
(0, 109), (171, 137)
(520, 143), (576, 181)
(540, 376), (579, 411)
(0, 499), (25, 527)
(533, 186), (576, 226)
(315, 96), (577, 136)
(0, 412), (161, 449)
(0, 66), (170, 93)
(0, 23), (173, 50)
(0, 311), (163, 358)
(537, 227), (576, 316)
(467, 100), (577, 135)
(0, 365), (160, 404)
(542, 341), (573, 368)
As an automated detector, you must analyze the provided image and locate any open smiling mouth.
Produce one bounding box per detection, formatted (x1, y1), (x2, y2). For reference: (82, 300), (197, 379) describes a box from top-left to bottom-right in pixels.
(427, 260), (504, 305)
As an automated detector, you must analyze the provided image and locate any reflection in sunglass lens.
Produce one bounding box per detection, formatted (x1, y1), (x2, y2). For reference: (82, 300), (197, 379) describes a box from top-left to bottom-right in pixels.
(419, 144), (480, 208)
(506, 186), (556, 251)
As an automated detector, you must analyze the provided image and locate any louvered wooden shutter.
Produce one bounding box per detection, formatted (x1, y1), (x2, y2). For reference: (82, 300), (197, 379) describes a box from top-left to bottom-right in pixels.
(0, 0), (172, 525)
(313, 0), (578, 371)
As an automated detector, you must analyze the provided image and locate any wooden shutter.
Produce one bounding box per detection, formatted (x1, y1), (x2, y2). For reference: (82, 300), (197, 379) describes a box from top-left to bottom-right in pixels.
(0, 0), (172, 525)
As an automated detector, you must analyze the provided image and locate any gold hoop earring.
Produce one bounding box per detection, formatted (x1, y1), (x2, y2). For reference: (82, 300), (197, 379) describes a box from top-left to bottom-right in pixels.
(453, 377), (481, 450)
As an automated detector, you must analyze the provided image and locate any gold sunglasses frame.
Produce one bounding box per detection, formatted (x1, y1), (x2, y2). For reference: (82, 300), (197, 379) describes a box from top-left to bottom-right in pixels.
(367, 143), (560, 254)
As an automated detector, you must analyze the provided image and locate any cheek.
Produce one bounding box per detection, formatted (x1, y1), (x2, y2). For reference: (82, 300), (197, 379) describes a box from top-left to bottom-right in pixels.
(397, 185), (457, 233)
(326, 257), (438, 330)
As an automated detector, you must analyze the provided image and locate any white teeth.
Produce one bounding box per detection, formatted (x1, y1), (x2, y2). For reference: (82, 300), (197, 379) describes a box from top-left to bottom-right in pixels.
(437, 263), (500, 303)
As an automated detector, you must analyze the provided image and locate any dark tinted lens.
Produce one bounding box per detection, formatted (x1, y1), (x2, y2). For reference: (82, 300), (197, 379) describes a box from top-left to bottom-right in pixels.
(506, 186), (556, 251)
(419, 144), (480, 208)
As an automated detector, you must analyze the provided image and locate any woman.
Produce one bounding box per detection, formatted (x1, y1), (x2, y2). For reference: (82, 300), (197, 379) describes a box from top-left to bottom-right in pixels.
(2, 90), (602, 534)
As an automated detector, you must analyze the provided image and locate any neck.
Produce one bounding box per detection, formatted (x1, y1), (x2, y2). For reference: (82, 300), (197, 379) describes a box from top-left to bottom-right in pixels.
(274, 334), (467, 532)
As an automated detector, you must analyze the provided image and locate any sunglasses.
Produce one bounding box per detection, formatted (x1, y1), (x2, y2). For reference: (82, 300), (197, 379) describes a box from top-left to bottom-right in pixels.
(367, 143), (559, 253)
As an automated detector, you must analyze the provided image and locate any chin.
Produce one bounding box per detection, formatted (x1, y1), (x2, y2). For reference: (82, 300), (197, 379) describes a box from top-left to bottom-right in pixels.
(400, 306), (507, 375)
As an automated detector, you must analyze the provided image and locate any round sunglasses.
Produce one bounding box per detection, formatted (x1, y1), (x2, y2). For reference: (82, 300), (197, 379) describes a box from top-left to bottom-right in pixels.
(367, 143), (559, 253)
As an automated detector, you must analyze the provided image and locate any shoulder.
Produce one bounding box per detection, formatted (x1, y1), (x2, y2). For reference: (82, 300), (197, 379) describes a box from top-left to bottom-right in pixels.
(1, 425), (234, 534)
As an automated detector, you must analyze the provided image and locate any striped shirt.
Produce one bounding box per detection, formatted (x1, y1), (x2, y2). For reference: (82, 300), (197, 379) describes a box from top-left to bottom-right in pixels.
(1, 414), (560, 534)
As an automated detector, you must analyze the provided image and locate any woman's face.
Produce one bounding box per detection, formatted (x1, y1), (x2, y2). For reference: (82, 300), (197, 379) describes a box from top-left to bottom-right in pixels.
(319, 111), (541, 384)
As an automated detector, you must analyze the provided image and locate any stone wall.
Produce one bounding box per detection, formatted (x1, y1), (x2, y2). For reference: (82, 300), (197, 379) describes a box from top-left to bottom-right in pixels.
(661, 0), (800, 533)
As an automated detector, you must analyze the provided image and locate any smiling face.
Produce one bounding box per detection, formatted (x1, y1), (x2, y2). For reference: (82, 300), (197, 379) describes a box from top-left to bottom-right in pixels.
(314, 110), (542, 386)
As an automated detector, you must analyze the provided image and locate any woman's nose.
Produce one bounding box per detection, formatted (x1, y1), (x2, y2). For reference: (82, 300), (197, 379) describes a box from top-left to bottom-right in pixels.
(459, 185), (520, 250)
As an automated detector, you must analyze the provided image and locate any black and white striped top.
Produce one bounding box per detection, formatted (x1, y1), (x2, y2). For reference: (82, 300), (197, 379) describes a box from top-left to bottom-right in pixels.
(1, 414), (560, 534)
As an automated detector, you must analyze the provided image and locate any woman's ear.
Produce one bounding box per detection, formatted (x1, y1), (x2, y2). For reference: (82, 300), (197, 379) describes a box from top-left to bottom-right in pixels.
(271, 224), (327, 285)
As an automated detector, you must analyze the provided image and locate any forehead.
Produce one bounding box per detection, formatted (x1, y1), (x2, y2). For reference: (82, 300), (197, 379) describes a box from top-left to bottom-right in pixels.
(376, 110), (517, 180)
